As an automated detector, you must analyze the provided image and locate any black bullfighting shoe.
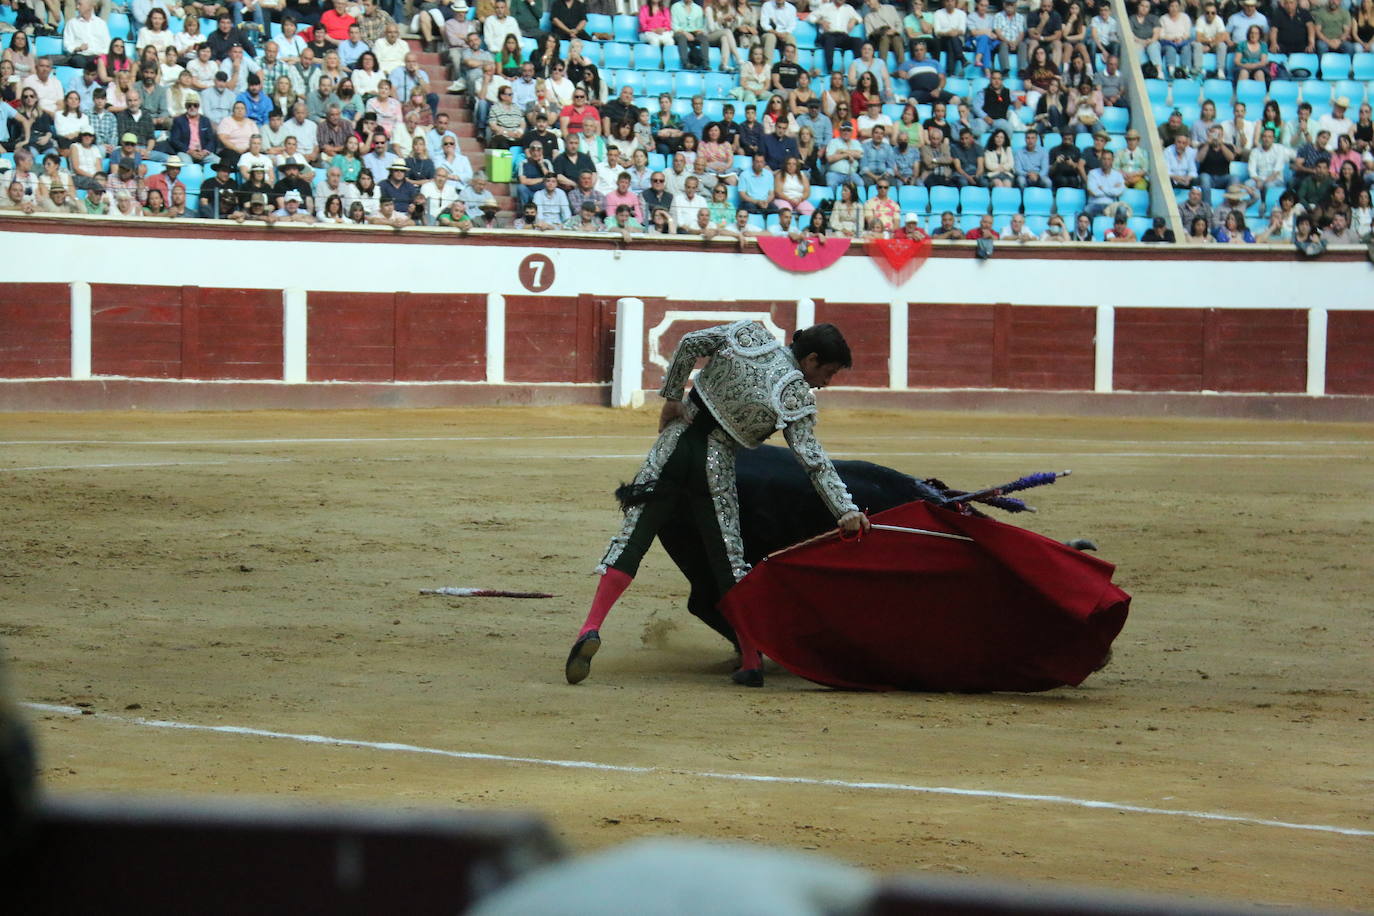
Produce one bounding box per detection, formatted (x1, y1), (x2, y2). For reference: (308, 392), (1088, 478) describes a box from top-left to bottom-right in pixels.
(731, 667), (764, 688)
(565, 630), (601, 685)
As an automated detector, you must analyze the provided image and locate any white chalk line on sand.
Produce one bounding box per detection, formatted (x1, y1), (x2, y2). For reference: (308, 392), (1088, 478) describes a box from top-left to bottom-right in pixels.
(3, 451), (1371, 474)
(2, 433), (1370, 448)
(0, 458), (293, 473)
(24, 703), (1372, 840)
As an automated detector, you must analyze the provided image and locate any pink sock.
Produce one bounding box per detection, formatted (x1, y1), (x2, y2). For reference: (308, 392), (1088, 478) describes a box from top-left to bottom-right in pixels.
(737, 635), (761, 671)
(578, 568), (633, 637)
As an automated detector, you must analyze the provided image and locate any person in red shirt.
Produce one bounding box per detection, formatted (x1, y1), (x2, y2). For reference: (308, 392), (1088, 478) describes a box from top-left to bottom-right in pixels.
(895, 212), (929, 240)
(558, 88), (600, 138)
(318, 0), (358, 45)
(965, 213), (996, 239)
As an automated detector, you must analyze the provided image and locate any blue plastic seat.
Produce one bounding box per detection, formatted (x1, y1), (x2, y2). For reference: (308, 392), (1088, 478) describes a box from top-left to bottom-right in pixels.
(957, 213), (982, 233)
(1353, 54), (1374, 81)
(1144, 78), (1169, 107)
(765, 213), (781, 231)
(662, 45), (683, 70)
(807, 186), (829, 207)
(107, 11), (131, 38)
(648, 152), (668, 171)
(1268, 81), (1300, 108)
(1092, 215), (1112, 240)
(670, 96), (692, 116)
(1075, 133), (1094, 150)
(1319, 53), (1352, 79)
(1300, 79), (1331, 105)
(1176, 101), (1201, 124)
(944, 77), (970, 99)
(929, 185), (959, 214)
(586, 13), (614, 35)
(1200, 78), (1232, 106)
(1127, 216), (1151, 237)
(703, 99), (724, 120)
(1023, 187), (1053, 215)
(990, 187), (1021, 214)
(1229, 160), (1250, 182)
(794, 21), (818, 49)
(732, 155), (751, 171)
(1106, 135), (1126, 152)
(1100, 107), (1129, 133)
(54, 66), (80, 88)
(1235, 80), (1266, 109)
(643, 71), (674, 96)
(1284, 52), (1318, 78)
(1025, 215), (1048, 235)
(615, 70), (644, 94)
(959, 185), (990, 214)
(613, 15), (639, 43)
(35, 36), (64, 57)
(897, 184), (928, 213)
(633, 43), (661, 70)
(1122, 189), (1149, 215)
(1332, 80), (1365, 106)
(703, 73), (734, 98)
(1169, 78), (1201, 106)
(1055, 187), (1085, 214)
(675, 71), (705, 97)
(602, 42), (633, 70)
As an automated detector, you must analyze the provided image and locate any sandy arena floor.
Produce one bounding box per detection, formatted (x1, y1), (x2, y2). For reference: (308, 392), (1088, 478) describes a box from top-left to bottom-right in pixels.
(1, 405), (1370, 909)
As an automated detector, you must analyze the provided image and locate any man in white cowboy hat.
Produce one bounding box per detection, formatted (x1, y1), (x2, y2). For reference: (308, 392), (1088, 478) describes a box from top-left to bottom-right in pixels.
(273, 189), (319, 222)
(1316, 97), (1354, 152)
(38, 183), (84, 214)
(144, 155), (187, 206)
(1214, 183), (1257, 229)
(379, 157), (419, 213)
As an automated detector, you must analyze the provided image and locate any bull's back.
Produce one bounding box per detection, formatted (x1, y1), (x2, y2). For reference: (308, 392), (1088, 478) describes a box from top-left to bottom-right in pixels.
(736, 446), (939, 562)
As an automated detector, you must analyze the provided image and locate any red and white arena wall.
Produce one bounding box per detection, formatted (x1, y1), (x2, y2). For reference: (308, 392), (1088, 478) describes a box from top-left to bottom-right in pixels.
(1, 217), (1371, 419)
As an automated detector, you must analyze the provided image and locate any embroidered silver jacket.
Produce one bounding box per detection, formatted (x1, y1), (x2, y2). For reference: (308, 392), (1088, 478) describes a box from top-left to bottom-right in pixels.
(659, 320), (858, 520)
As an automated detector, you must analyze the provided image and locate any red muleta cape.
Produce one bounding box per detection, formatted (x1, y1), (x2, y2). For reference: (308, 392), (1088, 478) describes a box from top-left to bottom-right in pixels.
(719, 501), (1130, 692)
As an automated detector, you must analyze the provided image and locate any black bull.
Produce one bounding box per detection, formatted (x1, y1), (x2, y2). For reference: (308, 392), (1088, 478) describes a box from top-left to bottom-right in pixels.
(645, 445), (949, 647)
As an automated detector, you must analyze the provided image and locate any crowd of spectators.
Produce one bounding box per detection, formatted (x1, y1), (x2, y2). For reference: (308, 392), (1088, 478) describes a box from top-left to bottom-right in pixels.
(1143, 0), (1373, 243)
(1, 0), (1370, 244)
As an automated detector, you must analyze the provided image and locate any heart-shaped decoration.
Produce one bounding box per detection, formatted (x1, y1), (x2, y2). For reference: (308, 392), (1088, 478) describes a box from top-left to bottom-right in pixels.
(869, 237), (933, 285)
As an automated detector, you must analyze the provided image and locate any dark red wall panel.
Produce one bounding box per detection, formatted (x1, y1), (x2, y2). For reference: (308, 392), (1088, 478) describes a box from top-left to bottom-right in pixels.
(91, 284), (184, 378)
(307, 291), (396, 382)
(907, 304), (998, 389)
(1204, 309), (1306, 393)
(1325, 311), (1374, 396)
(814, 301), (888, 388)
(0, 283), (70, 378)
(505, 295), (612, 384)
(193, 288), (282, 380)
(395, 293), (486, 382)
(1114, 309), (1205, 392)
(1007, 306), (1095, 390)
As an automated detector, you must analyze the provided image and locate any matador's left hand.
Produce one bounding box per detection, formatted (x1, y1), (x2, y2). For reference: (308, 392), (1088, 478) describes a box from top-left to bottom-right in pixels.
(839, 511), (871, 534)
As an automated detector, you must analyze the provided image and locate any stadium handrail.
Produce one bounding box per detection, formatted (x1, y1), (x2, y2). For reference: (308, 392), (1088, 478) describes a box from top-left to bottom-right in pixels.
(1111, 0), (1185, 239)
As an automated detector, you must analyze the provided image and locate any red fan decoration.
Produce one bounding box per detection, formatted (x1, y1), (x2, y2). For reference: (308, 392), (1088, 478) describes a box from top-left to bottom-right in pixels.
(719, 500), (1130, 692)
(757, 236), (851, 273)
(868, 236), (933, 285)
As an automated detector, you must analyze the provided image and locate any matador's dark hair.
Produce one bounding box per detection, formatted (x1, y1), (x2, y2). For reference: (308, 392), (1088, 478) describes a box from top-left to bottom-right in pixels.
(790, 323), (852, 369)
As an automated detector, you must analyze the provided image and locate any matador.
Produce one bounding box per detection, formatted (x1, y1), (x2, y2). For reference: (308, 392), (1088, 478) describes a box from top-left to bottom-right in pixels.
(565, 320), (871, 688)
